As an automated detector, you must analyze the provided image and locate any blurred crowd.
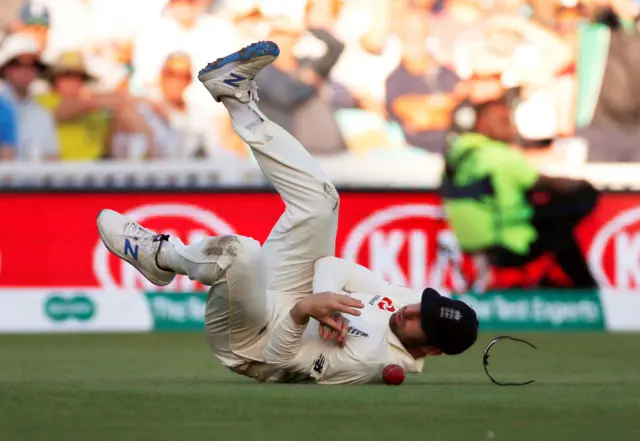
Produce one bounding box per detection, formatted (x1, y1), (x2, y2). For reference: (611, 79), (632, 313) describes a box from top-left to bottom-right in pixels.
(0, 0), (639, 164)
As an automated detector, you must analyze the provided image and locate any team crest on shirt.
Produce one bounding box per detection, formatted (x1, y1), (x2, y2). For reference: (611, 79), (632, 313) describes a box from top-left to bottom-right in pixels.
(368, 295), (397, 313)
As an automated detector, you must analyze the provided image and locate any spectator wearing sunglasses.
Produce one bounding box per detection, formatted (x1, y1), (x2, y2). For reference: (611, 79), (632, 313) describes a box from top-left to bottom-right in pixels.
(38, 50), (157, 161)
(0, 33), (58, 161)
(36, 50), (111, 161)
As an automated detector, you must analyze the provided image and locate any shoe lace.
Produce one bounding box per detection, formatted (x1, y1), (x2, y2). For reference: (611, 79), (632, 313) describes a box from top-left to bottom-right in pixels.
(247, 80), (260, 103)
(124, 222), (157, 250)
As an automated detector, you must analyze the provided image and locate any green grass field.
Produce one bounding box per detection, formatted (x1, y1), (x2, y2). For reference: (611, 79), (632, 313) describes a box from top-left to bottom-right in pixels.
(1, 332), (639, 441)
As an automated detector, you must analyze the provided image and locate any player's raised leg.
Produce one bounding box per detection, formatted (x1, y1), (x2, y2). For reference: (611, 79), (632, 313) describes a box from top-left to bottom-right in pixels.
(199, 41), (340, 296)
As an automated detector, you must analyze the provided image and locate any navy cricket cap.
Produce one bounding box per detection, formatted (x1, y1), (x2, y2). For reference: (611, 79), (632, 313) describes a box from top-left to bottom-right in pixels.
(420, 288), (478, 355)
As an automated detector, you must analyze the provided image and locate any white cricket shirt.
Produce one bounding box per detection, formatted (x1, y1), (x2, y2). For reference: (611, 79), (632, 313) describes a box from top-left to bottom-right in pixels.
(263, 257), (425, 384)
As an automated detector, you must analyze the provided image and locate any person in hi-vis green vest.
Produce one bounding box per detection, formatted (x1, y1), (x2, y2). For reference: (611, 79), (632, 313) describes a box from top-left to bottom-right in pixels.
(441, 98), (599, 288)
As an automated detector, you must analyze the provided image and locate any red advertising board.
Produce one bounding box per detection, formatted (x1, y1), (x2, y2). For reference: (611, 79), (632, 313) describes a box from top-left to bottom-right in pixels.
(0, 191), (639, 291)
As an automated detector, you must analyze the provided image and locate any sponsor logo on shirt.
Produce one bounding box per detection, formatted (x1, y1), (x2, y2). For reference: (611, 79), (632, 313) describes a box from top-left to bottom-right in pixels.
(368, 295), (396, 312)
(312, 353), (326, 375)
(377, 296), (397, 313)
(347, 326), (369, 338)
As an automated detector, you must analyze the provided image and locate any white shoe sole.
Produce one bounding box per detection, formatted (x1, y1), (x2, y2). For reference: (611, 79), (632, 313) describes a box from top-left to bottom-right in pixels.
(198, 41), (280, 101)
(198, 40), (280, 82)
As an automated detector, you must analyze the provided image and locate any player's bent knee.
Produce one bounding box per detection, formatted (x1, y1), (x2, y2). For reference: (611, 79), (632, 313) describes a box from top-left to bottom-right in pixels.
(227, 236), (262, 268)
(310, 181), (340, 218)
(201, 235), (262, 269)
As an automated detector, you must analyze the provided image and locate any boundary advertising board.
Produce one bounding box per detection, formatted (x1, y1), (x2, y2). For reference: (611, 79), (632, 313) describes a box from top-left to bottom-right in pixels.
(2, 191), (640, 292)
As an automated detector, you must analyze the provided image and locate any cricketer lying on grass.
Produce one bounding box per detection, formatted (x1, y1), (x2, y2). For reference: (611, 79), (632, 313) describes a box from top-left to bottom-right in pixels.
(97, 41), (479, 385)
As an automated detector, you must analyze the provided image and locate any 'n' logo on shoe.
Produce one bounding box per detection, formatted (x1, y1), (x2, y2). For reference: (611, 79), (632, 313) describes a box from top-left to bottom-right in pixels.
(223, 73), (245, 88)
(124, 239), (139, 261)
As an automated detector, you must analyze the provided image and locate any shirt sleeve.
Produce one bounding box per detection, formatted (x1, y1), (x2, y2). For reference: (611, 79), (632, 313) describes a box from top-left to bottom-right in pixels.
(255, 67), (317, 110)
(313, 256), (419, 301)
(36, 93), (60, 112)
(305, 28), (345, 78)
(499, 147), (539, 190)
(263, 312), (308, 367)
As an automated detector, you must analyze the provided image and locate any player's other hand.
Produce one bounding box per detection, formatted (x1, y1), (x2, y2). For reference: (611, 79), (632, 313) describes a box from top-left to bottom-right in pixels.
(291, 292), (363, 334)
(305, 292), (363, 321)
(319, 313), (350, 348)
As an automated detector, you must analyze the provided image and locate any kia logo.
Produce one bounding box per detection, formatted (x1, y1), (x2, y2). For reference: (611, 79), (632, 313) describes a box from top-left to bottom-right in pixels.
(589, 206), (640, 289)
(342, 204), (464, 292)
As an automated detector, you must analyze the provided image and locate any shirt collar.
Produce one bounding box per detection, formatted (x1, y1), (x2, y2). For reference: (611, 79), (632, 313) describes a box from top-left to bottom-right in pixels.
(0, 81), (34, 105)
(387, 328), (425, 373)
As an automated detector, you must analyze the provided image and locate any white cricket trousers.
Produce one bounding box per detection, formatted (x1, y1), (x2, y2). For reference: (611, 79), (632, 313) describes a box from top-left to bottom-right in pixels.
(162, 113), (339, 381)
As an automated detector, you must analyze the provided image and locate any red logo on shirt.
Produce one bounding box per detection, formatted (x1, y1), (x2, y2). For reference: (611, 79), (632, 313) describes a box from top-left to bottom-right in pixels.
(377, 297), (396, 313)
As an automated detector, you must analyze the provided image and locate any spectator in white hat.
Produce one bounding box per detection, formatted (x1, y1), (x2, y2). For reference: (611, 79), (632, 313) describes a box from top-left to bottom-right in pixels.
(0, 33), (58, 161)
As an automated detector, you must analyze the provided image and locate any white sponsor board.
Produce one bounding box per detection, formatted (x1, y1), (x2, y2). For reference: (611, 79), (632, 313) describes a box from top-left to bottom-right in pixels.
(1, 288), (639, 332)
(600, 289), (640, 331)
(0, 289), (152, 333)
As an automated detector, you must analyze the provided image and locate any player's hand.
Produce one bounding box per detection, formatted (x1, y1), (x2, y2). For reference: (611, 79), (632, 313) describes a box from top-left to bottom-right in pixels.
(291, 292), (363, 331)
(319, 313), (350, 348)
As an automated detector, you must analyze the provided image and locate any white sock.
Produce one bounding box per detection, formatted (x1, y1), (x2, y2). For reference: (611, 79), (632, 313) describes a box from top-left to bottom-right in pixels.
(221, 97), (264, 129)
(157, 239), (216, 285)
